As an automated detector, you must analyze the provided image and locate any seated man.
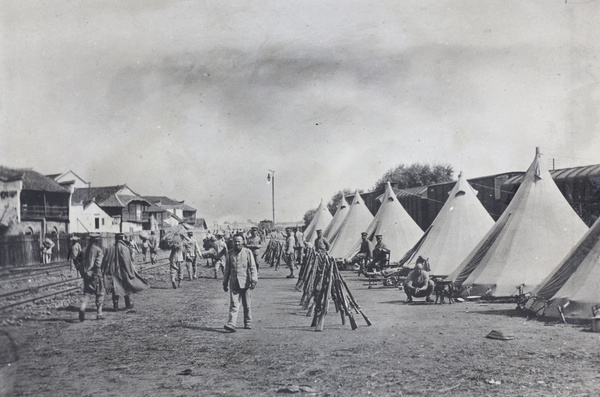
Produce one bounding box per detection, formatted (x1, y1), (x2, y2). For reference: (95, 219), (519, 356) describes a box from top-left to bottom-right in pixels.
(403, 263), (435, 303)
(366, 234), (389, 273)
(349, 232), (372, 274)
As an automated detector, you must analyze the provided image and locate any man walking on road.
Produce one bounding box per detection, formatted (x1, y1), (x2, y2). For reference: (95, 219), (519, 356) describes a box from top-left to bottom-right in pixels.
(223, 234), (258, 332)
(78, 234), (104, 321)
(212, 233), (228, 279)
(183, 231), (201, 280)
(148, 231), (158, 265)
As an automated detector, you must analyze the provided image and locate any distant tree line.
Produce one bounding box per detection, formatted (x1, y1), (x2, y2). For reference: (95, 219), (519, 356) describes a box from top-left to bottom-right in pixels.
(302, 162), (454, 228)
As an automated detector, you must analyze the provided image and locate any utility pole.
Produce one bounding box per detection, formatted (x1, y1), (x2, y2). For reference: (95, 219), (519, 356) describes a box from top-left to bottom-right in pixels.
(267, 170), (275, 229)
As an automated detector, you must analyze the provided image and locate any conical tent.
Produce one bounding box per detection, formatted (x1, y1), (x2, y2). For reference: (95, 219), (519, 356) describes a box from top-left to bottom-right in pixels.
(448, 148), (588, 298)
(329, 191), (374, 258)
(525, 216), (600, 320)
(303, 199), (333, 246)
(398, 172), (495, 276)
(323, 197), (350, 243)
(347, 182), (423, 264)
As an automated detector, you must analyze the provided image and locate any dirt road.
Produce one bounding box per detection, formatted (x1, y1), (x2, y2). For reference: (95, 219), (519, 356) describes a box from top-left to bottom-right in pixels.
(2, 261), (599, 396)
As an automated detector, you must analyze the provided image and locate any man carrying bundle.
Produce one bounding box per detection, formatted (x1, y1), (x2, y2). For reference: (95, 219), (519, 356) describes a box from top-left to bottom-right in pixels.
(403, 262), (435, 303)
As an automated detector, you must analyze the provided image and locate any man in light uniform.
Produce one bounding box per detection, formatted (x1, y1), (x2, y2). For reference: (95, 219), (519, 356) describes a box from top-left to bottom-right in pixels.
(223, 234), (258, 332)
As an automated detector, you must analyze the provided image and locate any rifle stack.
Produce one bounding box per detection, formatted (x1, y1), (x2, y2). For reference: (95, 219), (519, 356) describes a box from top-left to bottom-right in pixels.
(296, 249), (371, 331)
(262, 239), (284, 269)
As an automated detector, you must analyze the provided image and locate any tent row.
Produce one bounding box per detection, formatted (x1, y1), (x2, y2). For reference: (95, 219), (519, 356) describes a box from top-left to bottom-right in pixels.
(302, 148), (599, 320)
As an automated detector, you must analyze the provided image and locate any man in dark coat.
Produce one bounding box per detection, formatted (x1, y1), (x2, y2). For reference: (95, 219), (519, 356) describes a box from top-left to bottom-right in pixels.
(103, 233), (149, 311)
(78, 234), (104, 321)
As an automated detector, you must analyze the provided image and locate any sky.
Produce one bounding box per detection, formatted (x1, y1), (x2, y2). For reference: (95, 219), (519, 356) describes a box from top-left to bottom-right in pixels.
(1, 0), (599, 226)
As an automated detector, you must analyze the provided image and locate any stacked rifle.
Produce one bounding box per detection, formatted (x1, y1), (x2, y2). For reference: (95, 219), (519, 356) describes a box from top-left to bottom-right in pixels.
(262, 239), (284, 269)
(296, 249), (371, 331)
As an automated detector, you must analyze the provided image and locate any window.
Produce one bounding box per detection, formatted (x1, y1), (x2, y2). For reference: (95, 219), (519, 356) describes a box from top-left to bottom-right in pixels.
(95, 218), (100, 229)
(102, 218), (105, 226)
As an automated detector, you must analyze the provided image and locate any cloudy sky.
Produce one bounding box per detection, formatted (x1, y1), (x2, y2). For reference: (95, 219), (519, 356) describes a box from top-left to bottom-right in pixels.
(1, 1), (599, 225)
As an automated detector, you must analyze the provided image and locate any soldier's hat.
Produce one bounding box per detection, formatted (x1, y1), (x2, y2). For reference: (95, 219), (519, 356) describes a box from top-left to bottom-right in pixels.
(375, 234), (383, 238)
(115, 232), (125, 240)
(361, 232), (368, 236)
(316, 229), (322, 233)
(251, 226), (258, 231)
(89, 233), (101, 240)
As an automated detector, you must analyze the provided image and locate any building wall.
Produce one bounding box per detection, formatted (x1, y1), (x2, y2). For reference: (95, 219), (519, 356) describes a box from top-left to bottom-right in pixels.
(122, 220), (144, 233)
(0, 179), (22, 227)
(70, 203), (120, 233)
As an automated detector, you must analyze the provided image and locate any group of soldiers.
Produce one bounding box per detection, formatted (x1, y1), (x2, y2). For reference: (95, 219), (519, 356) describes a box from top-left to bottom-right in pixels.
(166, 227), (264, 288)
(68, 232), (150, 321)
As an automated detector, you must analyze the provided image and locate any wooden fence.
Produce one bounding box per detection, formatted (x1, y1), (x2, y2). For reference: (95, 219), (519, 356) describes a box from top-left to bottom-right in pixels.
(1, 233), (69, 268)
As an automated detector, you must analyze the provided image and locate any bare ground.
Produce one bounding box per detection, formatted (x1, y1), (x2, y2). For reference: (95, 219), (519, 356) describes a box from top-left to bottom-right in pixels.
(2, 259), (600, 397)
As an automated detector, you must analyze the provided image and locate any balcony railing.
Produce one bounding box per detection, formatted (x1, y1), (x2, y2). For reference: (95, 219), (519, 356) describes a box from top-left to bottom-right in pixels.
(21, 205), (69, 220)
(122, 213), (151, 223)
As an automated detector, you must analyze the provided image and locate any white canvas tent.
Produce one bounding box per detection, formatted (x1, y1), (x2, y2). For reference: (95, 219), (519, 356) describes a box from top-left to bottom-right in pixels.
(398, 172), (495, 276)
(323, 197), (350, 243)
(525, 216), (600, 320)
(347, 182), (423, 264)
(303, 199), (333, 246)
(329, 191), (374, 259)
(448, 148), (588, 298)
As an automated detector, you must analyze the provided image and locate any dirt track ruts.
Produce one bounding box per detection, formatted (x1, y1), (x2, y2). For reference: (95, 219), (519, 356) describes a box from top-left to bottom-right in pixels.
(3, 260), (600, 397)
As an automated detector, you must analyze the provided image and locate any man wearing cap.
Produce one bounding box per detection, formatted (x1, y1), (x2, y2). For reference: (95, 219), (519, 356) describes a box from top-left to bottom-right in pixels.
(183, 231), (201, 280)
(313, 229), (331, 254)
(403, 262), (435, 303)
(67, 236), (83, 274)
(293, 227), (306, 267)
(78, 234), (105, 321)
(169, 233), (185, 289)
(223, 233), (258, 332)
(212, 233), (228, 279)
(284, 228), (296, 278)
(367, 234), (390, 272)
(349, 232), (372, 274)
(148, 231), (158, 265)
(103, 233), (149, 310)
(245, 227), (262, 272)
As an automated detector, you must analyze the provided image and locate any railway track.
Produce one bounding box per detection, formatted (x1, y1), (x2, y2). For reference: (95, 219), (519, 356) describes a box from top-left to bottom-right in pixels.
(0, 254), (171, 312)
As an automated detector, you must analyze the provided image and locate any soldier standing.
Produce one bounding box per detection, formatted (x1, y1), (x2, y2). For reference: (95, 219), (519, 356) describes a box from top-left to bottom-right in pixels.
(183, 231), (201, 280)
(245, 227), (262, 271)
(68, 236), (83, 274)
(148, 231), (158, 265)
(223, 234), (258, 332)
(78, 234), (105, 321)
(284, 228), (296, 278)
